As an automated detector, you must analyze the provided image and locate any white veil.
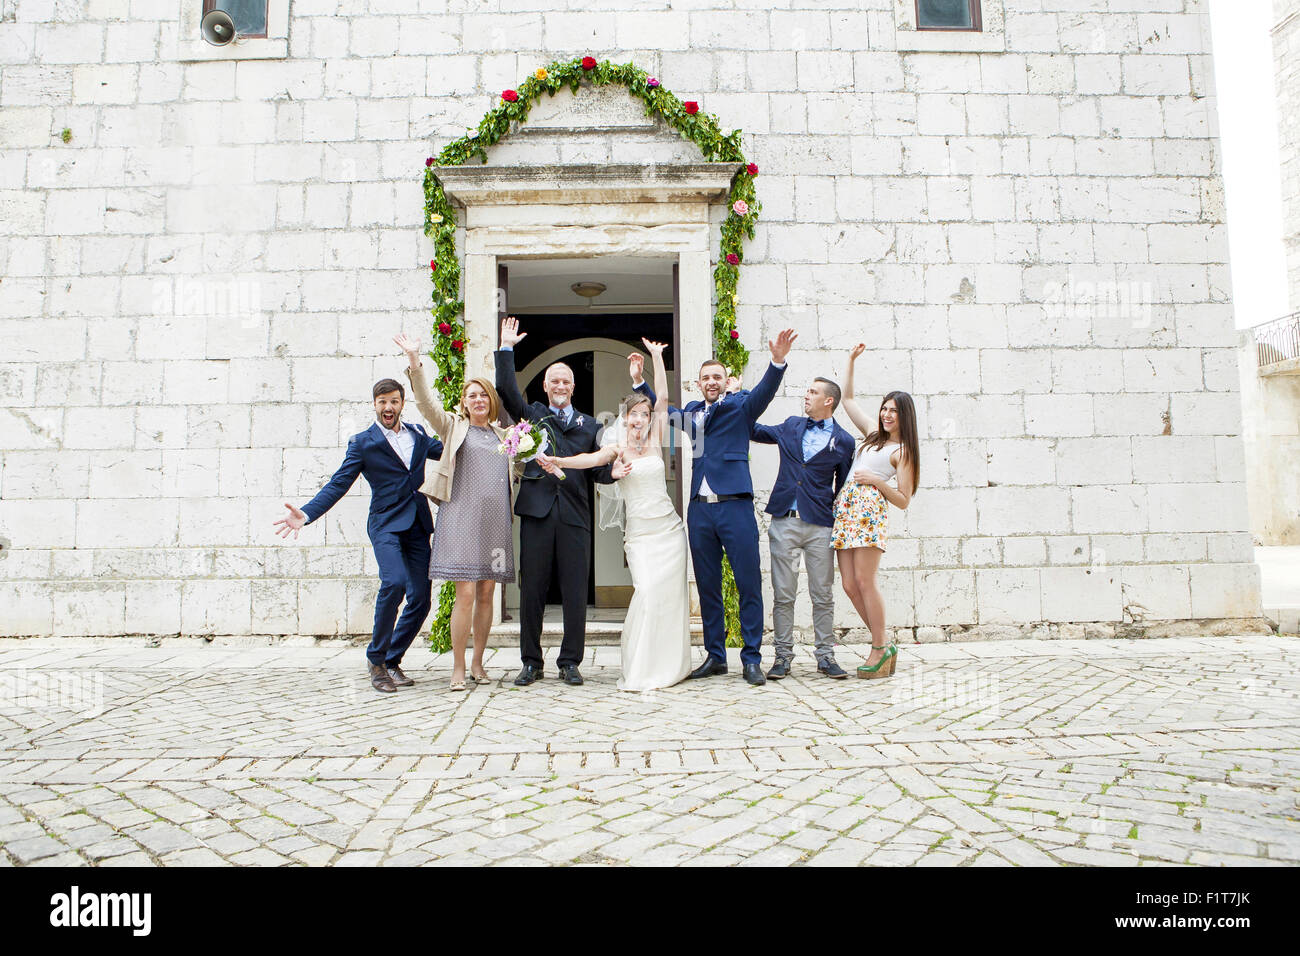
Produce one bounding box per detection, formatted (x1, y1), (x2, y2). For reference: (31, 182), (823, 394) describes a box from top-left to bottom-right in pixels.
(595, 413), (627, 532)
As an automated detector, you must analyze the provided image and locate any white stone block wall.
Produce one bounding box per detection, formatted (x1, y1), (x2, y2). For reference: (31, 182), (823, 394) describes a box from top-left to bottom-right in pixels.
(0, 0), (1265, 639)
(1276, 0), (1300, 306)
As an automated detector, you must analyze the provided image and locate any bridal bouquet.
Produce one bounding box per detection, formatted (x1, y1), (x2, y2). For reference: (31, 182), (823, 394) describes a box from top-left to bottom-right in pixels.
(498, 419), (564, 479)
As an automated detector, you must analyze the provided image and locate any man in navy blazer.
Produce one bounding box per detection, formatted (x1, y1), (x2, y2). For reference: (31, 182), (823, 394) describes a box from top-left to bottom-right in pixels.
(274, 377), (443, 694)
(752, 377), (855, 679)
(633, 329), (797, 685)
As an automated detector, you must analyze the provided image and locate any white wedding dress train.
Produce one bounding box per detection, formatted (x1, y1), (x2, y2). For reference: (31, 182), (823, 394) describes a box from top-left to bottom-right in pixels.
(610, 455), (692, 692)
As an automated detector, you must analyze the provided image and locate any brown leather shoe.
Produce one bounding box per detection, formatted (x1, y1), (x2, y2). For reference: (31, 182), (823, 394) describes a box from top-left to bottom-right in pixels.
(368, 662), (397, 693)
(387, 665), (414, 688)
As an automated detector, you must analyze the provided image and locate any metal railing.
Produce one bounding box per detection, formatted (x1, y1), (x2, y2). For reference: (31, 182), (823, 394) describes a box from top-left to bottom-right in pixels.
(1254, 311), (1300, 369)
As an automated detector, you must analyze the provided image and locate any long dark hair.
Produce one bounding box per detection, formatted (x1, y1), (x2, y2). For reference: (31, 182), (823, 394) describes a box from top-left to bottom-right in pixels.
(858, 390), (920, 492)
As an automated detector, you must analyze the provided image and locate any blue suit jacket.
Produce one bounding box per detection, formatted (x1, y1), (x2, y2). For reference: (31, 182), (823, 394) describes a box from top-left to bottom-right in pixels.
(301, 421), (444, 539)
(636, 362), (785, 498)
(752, 416), (855, 527)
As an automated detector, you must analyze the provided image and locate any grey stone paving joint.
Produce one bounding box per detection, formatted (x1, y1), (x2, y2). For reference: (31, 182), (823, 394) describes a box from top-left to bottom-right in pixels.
(0, 635), (1297, 866)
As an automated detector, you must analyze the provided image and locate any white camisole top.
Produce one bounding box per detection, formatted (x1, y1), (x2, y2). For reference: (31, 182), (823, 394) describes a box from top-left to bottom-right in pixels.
(853, 441), (900, 482)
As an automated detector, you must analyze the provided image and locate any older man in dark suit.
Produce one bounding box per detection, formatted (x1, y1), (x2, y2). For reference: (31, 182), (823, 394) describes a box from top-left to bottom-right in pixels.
(495, 316), (624, 688)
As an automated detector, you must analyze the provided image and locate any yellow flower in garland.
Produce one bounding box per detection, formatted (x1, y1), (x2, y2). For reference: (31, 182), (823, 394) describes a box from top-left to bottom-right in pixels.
(429, 213), (443, 224)
(535, 67), (548, 80)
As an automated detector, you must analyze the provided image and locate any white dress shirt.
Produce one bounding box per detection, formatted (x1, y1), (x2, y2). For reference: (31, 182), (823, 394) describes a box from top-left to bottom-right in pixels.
(383, 420), (415, 469)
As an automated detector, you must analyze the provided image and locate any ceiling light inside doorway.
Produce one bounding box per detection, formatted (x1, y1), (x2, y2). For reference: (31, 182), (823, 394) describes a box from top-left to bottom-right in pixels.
(570, 281), (607, 299)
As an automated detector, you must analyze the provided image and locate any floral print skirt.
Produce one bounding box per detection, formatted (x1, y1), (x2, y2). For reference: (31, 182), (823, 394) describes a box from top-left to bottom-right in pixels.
(831, 482), (888, 552)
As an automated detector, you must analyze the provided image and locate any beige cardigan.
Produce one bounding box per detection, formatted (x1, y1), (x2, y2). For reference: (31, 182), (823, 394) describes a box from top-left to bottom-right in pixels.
(404, 363), (521, 505)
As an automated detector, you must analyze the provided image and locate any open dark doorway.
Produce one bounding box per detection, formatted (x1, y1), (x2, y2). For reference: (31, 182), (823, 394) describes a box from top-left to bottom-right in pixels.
(503, 313), (676, 608)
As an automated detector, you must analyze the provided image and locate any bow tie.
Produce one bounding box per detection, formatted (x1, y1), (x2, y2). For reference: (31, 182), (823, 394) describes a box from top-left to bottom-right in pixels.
(805, 417), (826, 431)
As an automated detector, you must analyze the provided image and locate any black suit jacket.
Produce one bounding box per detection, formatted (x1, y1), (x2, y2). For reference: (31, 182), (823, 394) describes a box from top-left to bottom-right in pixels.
(494, 349), (614, 530)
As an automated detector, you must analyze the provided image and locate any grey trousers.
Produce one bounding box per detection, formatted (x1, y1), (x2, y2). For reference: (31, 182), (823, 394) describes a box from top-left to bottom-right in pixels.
(768, 515), (836, 663)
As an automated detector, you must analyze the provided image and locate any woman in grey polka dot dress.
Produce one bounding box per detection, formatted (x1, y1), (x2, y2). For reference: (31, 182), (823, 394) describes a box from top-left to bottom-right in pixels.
(396, 334), (521, 691)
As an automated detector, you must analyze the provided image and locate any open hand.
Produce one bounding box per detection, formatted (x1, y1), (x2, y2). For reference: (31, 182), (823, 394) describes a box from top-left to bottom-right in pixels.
(642, 337), (667, 357)
(393, 332), (420, 355)
(849, 342), (866, 361)
(628, 351), (644, 382)
(769, 328), (798, 364)
(725, 375), (742, 394)
(273, 503), (307, 539)
(611, 454), (632, 480)
(501, 315), (527, 348)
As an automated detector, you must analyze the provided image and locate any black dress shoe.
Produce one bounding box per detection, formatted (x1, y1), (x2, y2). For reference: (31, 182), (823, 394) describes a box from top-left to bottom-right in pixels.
(743, 662), (767, 686)
(558, 664), (584, 686)
(688, 657), (727, 679)
(766, 658), (791, 680)
(513, 664), (544, 686)
(818, 658), (848, 679)
(368, 662), (397, 693)
(386, 665), (414, 687)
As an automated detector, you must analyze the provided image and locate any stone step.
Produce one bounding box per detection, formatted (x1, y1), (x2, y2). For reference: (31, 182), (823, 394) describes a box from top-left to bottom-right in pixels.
(487, 619), (705, 646)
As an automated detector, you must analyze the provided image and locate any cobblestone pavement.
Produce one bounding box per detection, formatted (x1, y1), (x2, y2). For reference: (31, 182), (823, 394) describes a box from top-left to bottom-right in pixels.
(1, 635), (1297, 867)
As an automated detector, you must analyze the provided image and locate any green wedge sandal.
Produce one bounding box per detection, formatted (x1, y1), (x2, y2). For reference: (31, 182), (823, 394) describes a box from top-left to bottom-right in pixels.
(856, 642), (898, 679)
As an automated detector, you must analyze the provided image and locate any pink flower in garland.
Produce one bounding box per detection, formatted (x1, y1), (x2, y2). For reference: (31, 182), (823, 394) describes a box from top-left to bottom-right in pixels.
(425, 157), (434, 167)
(746, 162), (758, 176)
(730, 330), (740, 340)
(732, 200), (748, 216)
(684, 101), (699, 115)
(438, 322), (452, 335)
(726, 253), (739, 266)
(502, 89), (518, 102)
(581, 56), (597, 70)
(647, 77), (660, 88)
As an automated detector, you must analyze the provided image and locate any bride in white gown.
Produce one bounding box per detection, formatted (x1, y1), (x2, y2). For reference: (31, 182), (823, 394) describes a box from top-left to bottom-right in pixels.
(537, 339), (691, 691)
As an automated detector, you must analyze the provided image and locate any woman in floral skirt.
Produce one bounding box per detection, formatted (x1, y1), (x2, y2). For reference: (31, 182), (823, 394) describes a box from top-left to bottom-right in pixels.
(832, 343), (920, 678)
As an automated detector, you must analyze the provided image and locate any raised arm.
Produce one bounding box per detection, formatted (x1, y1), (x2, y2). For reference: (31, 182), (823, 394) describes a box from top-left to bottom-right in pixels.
(395, 332), (457, 439)
(741, 328), (795, 423)
(840, 343), (877, 437)
(494, 316), (529, 422)
(641, 337), (670, 445)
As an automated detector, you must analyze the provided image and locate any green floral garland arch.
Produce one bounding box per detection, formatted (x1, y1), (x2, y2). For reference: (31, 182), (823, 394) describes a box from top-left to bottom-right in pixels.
(422, 56), (760, 653)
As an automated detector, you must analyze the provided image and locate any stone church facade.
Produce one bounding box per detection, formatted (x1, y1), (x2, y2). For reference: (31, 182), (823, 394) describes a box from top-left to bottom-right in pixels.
(0, 0), (1266, 640)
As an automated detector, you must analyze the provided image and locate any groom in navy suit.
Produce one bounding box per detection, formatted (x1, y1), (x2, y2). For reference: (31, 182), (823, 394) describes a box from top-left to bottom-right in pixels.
(274, 378), (443, 694)
(633, 329), (797, 685)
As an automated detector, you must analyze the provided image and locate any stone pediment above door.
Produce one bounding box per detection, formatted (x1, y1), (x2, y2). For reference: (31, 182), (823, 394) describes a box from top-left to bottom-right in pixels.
(467, 85), (710, 169)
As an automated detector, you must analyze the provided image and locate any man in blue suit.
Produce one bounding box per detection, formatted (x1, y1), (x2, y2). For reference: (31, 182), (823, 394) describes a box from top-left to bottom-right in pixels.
(274, 378), (444, 694)
(632, 329), (797, 685)
(752, 377), (855, 680)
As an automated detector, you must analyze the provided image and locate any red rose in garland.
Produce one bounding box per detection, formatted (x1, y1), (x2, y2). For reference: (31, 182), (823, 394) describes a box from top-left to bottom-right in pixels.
(726, 253), (739, 266)
(438, 322), (452, 335)
(502, 89), (518, 102)
(425, 157), (434, 167)
(746, 163), (758, 175)
(730, 330), (740, 340)
(684, 101), (699, 115)
(581, 56), (596, 70)
(430, 259), (436, 270)
(451, 339), (464, 352)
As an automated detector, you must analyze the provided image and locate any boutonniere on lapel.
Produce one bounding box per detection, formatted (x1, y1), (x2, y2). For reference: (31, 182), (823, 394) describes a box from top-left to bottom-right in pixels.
(575, 415), (584, 427)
